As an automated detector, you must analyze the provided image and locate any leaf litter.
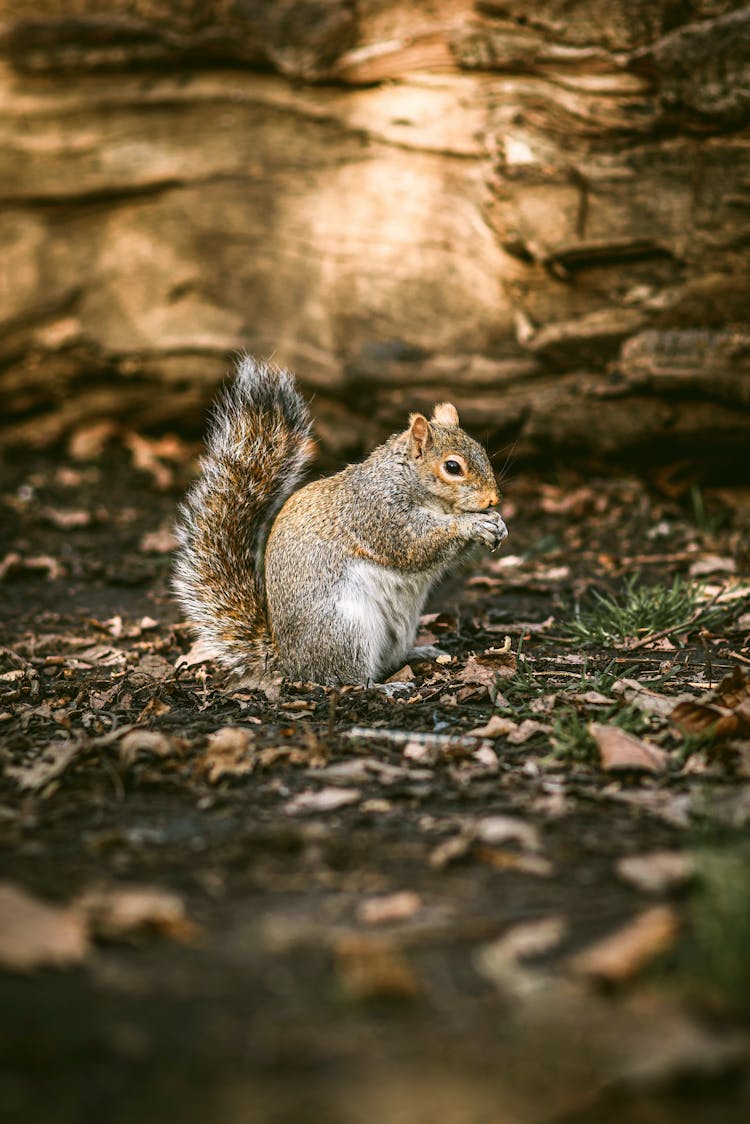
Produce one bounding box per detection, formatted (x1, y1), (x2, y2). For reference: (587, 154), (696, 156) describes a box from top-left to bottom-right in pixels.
(1, 453), (750, 1119)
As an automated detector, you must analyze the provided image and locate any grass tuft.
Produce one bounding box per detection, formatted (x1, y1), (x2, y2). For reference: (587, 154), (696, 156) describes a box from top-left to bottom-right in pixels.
(561, 574), (720, 647)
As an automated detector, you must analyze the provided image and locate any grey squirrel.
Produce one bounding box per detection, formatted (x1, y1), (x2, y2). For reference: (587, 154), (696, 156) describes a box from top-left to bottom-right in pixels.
(173, 357), (508, 685)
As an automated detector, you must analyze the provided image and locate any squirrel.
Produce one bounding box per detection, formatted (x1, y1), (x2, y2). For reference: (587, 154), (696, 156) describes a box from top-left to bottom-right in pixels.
(173, 357), (508, 686)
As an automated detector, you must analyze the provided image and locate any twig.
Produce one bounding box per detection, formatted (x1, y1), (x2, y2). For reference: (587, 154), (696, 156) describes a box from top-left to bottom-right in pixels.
(345, 727), (481, 751)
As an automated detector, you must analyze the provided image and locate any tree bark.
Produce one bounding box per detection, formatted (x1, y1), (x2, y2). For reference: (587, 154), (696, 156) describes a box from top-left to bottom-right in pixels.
(1, 1), (748, 467)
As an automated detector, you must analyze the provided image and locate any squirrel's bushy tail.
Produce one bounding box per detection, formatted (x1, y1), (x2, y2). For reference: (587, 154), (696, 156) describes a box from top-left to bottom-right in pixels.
(173, 357), (314, 676)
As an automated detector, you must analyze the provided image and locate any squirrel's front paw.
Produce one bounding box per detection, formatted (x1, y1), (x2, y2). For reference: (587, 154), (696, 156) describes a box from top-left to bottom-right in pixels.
(468, 510), (508, 551)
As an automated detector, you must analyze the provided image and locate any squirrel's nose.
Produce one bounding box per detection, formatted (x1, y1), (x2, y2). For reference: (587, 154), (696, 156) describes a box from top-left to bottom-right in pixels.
(487, 489), (500, 508)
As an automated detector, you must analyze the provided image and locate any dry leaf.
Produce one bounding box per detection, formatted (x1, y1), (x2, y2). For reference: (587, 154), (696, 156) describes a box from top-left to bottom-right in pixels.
(507, 719), (551, 745)
(357, 891), (422, 925)
(6, 741), (78, 791)
(334, 934), (420, 1000)
(120, 729), (174, 765)
(456, 656), (497, 689)
(175, 638), (216, 670)
(688, 555), (736, 578)
(0, 882), (88, 971)
(43, 507), (91, 530)
(616, 851), (695, 894)
(77, 884), (197, 942)
(477, 915), (567, 975)
(201, 726), (256, 782)
(140, 526), (178, 554)
(589, 723), (668, 772)
(284, 787), (361, 814)
(671, 668), (750, 740)
(429, 833), (472, 869)
(571, 905), (679, 982)
(611, 678), (682, 719)
(469, 714), (518, 738)
(476, 815), (541, 852)
(386, 664), (414, 683)
(68, 420), (117, 460)
(476, 847), (553, 877)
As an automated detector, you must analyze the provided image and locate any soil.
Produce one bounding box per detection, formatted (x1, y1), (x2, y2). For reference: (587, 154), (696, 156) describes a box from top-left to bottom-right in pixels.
(1, 443), (749, 1124)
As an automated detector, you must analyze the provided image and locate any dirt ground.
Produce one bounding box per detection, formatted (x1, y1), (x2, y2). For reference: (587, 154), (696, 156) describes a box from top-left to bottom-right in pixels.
(1, 437), (750, 1124)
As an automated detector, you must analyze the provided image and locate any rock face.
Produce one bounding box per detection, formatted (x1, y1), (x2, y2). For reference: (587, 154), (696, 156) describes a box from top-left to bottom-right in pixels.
(1, 1), (749, 467)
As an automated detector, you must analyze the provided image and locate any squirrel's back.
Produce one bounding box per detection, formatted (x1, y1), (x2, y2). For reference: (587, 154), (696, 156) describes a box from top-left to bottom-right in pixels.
(172, 357), (314, 677)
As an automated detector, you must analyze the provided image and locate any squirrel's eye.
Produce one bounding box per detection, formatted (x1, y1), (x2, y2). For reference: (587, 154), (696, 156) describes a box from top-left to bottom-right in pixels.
(443, 459), (463, 477)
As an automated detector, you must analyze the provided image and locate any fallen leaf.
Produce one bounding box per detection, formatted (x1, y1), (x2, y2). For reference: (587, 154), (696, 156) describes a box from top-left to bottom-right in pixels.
(175, 638), (216, 670)
(616, 851), (695, 894)
(456, 656), (497, 689)
(334, 934), (420, 1000)
(284, 787), (361, 814)
(469, 714), (518, 738)
(357, 891), (422, 925)
(476, 915), (567, 979)
(429, 832), (472, 869)
(120, 729), (174, 765)
(125, 432), (187, 490)
(140, 526), (178, 554)
(42, 507), (91, 530)
(688, 555), (736, 578)
(508, 719), (552, 745)
(612, 678), (683, 719)
(68, 420), (117, 460)
(200, 726), (256, 782)
(73, 645), (127, 668)
(605, 787), (693, 829)
(670, 667), (750, 740)
(476, 847), (553, 877)
(571, 905), (679, 982)
(473, 745), (499, 769)
(5, 741), (78, 791)
(589, 723), (668, 773)
(0, 553), (64, 581)
(386, 664), (414, 683)
(77, 884), (197, 942)
(0, 882), (88, 971)
(476, 815), (542, 852)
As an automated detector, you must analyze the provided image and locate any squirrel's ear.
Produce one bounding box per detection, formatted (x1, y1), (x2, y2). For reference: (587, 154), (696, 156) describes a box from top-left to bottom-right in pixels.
(408, 413), (431, 457)
(431, 402), (459, 426)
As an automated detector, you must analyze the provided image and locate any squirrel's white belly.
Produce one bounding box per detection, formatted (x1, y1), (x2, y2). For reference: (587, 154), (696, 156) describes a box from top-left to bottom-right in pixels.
(337, 559), (434, 681)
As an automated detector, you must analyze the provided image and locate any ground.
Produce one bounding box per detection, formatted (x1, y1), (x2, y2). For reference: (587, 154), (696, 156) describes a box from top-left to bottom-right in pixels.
(1, 436), (750, 1124)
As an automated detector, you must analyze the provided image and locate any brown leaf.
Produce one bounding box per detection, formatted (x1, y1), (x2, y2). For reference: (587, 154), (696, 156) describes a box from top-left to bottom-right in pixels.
(508, 718), (551, 745)
(386, 664), (415, 683)
(77, 884), (197, 943)
(670, 668), (750, 740)
(0, 882), (88, 971)
(475, 815), (541, 851)
(42, 507), (91, 530)
(140, 526), (179, 554)
(334, 934), (421, 1000)
(456, 656), (497, 689)
(616, 851), (695, 894)
(357, 891), (422, 925)
(476, 915), (567, 978)
(5, 740), (78, 791)
(284, 786), (361, 814)
(589, 723), (668, 773)
(200, 726), (256, 782)
(469, 714), (518, 738)
(571, 905), (679, 983)
(68, 420), (117, 460)
(120, 729), (174, 765)
(476, 847), (553, 877)
(175, 638), (216, 670)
